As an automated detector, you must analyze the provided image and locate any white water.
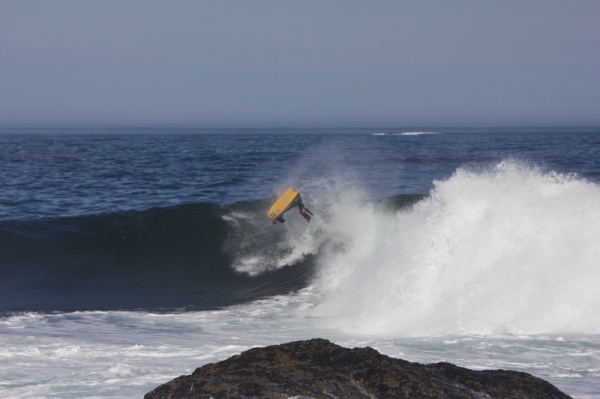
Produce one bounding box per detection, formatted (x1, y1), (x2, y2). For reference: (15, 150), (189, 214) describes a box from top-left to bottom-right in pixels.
(2, 160), (600, 398)
(313, 159), (600, 336)
(2, 305), (599, 398)
(371, 131), (438, 136)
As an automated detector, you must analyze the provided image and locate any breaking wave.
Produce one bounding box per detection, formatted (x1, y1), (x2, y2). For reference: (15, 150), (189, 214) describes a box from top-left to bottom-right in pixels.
(4, 159), (600, 338)
(311, 159), (600, 336)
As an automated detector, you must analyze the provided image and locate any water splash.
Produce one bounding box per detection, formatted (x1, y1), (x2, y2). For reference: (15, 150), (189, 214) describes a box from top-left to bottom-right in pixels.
(313, 160), (600, 336)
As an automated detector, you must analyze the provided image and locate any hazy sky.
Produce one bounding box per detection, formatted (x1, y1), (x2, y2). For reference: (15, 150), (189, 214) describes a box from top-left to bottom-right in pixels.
(2, 1), (599, 128)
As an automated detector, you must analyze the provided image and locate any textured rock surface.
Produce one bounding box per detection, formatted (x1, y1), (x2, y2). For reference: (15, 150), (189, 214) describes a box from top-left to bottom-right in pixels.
(144, 338), (571, 399)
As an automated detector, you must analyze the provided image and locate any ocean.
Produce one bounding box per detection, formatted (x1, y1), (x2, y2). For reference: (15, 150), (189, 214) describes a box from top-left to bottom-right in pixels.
(1, 128), (599, 398)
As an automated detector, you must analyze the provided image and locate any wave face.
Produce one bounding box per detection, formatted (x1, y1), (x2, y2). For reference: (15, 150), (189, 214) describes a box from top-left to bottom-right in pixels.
(0, 178), (422, 314)
(311, 160), (600, 336)
(0, 200), (318, 313)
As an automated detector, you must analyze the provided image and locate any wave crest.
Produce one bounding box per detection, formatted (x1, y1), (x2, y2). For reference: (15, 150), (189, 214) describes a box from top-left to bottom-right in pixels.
(313, 160), (600, 336)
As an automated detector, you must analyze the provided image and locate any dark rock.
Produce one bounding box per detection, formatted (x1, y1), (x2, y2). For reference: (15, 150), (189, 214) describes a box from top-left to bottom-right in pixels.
(144, 338), (571, 399)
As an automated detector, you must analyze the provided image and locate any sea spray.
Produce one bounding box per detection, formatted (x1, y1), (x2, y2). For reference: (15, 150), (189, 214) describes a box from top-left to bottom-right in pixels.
(225, 164), (376, 277)
(312, 160), (600, 336)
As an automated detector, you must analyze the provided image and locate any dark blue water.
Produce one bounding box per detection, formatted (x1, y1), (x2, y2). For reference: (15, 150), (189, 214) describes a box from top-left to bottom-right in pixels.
(1, 128), (599, 313)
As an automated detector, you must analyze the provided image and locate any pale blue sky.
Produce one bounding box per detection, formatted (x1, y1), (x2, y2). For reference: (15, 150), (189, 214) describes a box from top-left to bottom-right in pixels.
(1, 1), (599, 128)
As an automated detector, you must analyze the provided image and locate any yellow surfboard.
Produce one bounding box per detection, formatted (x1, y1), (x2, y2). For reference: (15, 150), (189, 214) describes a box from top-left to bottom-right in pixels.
(267, 187), (299, 221)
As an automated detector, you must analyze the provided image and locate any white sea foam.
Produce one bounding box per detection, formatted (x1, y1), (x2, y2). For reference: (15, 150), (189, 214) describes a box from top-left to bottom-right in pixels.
(394, 131), (439, 136)
(312, 159), (600, 336)
(1, 306), (598, 398)
(372, 131), (439, 136)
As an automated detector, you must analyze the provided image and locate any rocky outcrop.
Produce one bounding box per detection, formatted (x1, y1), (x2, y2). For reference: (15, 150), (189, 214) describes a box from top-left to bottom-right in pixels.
(144, 338), (571, 399)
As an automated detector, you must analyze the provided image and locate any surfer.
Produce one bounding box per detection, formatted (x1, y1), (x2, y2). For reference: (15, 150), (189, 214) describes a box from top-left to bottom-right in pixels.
(267, 187), (314, 224)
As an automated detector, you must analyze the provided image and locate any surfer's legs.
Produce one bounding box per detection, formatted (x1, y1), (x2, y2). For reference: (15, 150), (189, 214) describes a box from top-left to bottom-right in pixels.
(299, 210), (311, 222)
(298, 204), (313, 222)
